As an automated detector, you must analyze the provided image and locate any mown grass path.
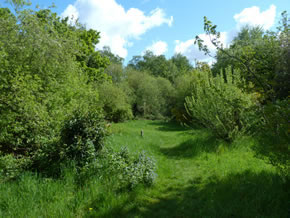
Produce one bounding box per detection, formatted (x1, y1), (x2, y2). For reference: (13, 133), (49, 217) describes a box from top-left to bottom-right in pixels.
(104, 120), (288, 218)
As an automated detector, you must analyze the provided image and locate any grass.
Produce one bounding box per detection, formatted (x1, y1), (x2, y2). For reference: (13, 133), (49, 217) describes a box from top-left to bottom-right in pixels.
(0, 120), (288, 217)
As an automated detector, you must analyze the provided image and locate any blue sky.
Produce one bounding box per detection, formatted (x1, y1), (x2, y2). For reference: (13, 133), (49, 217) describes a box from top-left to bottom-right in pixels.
(3, 0), (289, 63)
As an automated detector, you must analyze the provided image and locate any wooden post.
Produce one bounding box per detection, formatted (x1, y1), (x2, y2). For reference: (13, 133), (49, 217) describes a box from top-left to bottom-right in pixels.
(143, 101), (146, 117)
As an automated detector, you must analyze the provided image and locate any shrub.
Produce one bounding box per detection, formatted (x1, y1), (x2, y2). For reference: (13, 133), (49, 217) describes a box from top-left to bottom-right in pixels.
(60, 109), (106, 166)
(79, 147), (157, 190)
(156, 77), (176, 117)
(185, 68), (258, 141)
(254, 99), (290, 179)
(172, 72), (197, 123)
(28, 108), (106, 177)
(126, 70), (174, 119)
(0, 8), (108, 178)
(105, 147), (156, 189)
(98, 82), (133, 122)
(0, 154), (31, 182)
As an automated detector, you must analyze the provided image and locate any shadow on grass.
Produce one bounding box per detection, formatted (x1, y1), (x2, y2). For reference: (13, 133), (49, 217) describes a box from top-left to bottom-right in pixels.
(86, 190), (140, 218)
(252, 132), (289, 177)
(99, 171), (288, 218)
(160, 133), (220, 158)
(148, 121), (189, 132)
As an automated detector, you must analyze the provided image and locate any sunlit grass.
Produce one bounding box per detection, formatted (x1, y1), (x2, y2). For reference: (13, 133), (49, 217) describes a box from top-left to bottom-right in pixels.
(0, 120), (287, 217)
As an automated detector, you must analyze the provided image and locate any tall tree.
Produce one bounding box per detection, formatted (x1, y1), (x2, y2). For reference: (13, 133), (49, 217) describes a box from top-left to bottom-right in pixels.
(196, 13), (289, 100)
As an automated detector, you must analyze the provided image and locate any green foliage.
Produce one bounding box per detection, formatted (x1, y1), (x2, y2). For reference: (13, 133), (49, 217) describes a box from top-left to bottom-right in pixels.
(126, 70), (174, 119)
(100, 46), (124, 65)
(172, 71), (197, 123)
(60, 109), (106, 165)
(5, 0), (31, 9)
(195, 12), (289, 176)
(98, 82), (133, 122)
(99, 47), (126, 83)
(75, 145), (157, 190)
(0, 154), (31, 181)
(185, 69), (257, 141)
(104, 63), (125, 83)
(254, 99), (290, 178)
(198, 13), (289, 101)
(0, 7), (77, 157)
(128, 51), (192, 82)
(156, 77), (176, 117)
(170, 53), (193, 75)
(99, 147), (157, 189)
(0, 8), (108, 177)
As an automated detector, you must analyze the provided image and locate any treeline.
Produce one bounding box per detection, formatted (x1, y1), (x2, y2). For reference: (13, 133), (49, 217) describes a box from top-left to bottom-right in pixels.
(0, 3), (289, 183)
(98, 49), (195, 121)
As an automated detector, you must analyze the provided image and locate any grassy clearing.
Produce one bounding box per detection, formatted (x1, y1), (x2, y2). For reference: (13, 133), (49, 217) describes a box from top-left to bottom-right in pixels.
(0, 120), (288, 217)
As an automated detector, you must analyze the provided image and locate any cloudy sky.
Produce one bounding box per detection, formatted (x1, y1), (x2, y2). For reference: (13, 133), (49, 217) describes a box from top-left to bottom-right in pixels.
(7, 0), (290, 63)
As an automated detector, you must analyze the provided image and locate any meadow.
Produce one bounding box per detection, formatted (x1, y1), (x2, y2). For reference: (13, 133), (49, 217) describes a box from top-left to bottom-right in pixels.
(0, 120), (287, 217)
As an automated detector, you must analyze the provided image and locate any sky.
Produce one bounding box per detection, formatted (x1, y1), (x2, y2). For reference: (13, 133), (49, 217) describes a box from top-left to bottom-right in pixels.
(3, 0), (290, 64)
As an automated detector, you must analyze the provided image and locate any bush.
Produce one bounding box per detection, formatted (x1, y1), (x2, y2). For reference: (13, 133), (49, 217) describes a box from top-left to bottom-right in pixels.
(104, 147), (156, 189)
(31, 108), (107, 176)
(185, 68), (258, 141)
(79, 147), (157, 190)
(126, 70), (174, 119)
(0, 8), (108, 178)
(98, 82), (133, 122)
(0, 154), (31, 182)
(254, 99), (290, 179)
(156, 77), (176, 117)
(60, 109), (106, 165)
(172, 72), (196, 123)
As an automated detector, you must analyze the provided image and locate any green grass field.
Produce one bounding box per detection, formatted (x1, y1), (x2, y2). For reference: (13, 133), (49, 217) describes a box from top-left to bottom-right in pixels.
(0, 120), (288, 217)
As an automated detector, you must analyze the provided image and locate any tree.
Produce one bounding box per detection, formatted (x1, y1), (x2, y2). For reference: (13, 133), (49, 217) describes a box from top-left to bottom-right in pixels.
(128, 51), (178, 82)
(0, 7), (108, 175)
(195, 14), (289, 101)
(185, 68), (257, 141)
(98, 82), (133, 122)
(100, 46), (125, 83)
(4, 0), (30, 9)
(100, 46), (124, 65)
(170, 53), (193, 75)
(195, 13), (289, 177)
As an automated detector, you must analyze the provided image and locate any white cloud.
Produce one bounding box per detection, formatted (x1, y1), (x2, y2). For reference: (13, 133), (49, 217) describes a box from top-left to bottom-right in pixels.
(174, 32), (227, 62)
(62, 4), (79, 23)
(174, 5), (277, 64)
(234, 5), (276, 30)
(144, 41), (168, 55)
(61, 0), (173, 58)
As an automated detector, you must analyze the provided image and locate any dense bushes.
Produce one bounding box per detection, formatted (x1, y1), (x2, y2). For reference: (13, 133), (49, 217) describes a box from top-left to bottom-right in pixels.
(96, 147), (156, 189)
(0, 8), (108, 177)
(185, 69), (258, 141)
(254, 99), (290, 178)
(73, 146), (156, 190)
(171, 72), (197, 123)
(126, 70), (175, 119)
(59, 109), (106, 167)
(98, 82), (133, 122)
(0, 6), (158, 188)
(0, 154), (31, 182)
(194, 13), (289, 176)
